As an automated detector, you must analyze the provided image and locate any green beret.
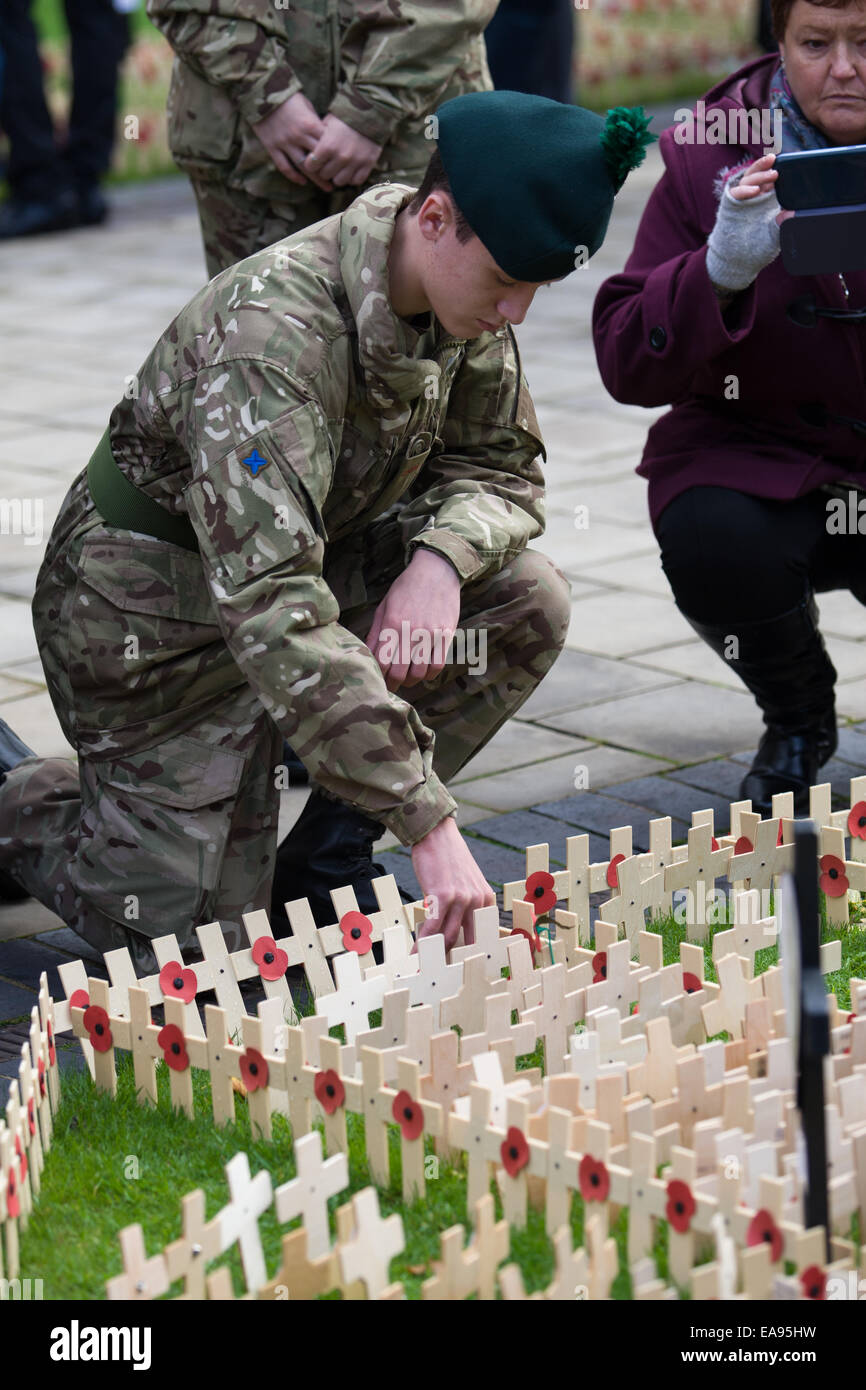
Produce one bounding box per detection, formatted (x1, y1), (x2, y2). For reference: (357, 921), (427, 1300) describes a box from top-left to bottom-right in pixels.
(435, 91), (656, 282)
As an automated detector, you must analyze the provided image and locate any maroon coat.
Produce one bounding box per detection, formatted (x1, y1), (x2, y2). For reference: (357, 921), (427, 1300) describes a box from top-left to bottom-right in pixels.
(592, 54), (866, 533)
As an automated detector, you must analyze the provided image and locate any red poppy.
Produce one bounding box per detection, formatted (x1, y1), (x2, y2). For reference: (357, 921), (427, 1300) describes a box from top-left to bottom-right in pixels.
(592, 950), (607, 984)
(848, 802), (866, 840)
(666, 1179), (696, 1233)
(501, 1126), (530, 1177)
(579, 1154), (610, 1202)
(314, 1069), (345, 1115)
(711, 837), (720, 852)
(683, 972), (702, 995)
(83, 1004), (113, 1053)
(800, 1265), (826, 1300)
(239, 1048), (269, 1092)
(510, 926), (540, 957)
(606, 854), (625, 889)
(340, 911), (373, 954)
(776, 822), (784, 848)
(819, 854), (849, 899)
(47, 1022), (56, 1067)
(524, 870), (557, 917)
(159, 961), (197, 1003)
(27, 1098), (35, 1137)
(746, 1208), (784, 1262)
(251, 935), (289, 981)
(37, 1058), (46, 1099)
(6, 1168), (19, 1220)
(734, 836), (754, 856)
(68, 989), (90, 1011)
(157, 1023), (190, 1073)
(392, 1090), (424, 1142)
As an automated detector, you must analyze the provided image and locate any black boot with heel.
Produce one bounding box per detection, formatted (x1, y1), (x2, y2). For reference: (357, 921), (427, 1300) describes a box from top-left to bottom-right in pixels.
(681, 595), (838, 817)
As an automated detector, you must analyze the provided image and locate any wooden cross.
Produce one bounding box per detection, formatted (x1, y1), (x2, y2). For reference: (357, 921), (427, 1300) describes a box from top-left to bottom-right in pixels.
(713, 889), (777, 979)
(259, 1228), (338, 1300)
(315, 950), (386, 1044)
(440, 951), (507, 1034)
(702, 953), (766, 1040)
(218, 1151), (274, 1295)
(282, 899), (340, 998)
(583, 939), (639, 1019)
(728, 817), (794, 895)
(527, 1104), (581, 1235)
(204, 1003), (244, 1127)
(450, 905), (510, 983)
(448, 1080), (500, 1216)
(70, 976), (117, 1097)
(520, 962), (584, 1075)
(37, 975), (60, 1115)
(164, 1190), (221, 1299)
(567, 1029), (628, 1111)
(336, 1187), (405, 1299)
(359, 1045), (394, 1188)
(421, 1193), (509, 1300)
(831, 772), (866, 861)
(105, 1225), (170, 1301)
(354, 988), (411, 1081)
(459, 990), (537, 1067)
(420, 1031), (474, 1160)
(404, 933), (463, 1024)
(664, 823), (733, 942)
(501, 933), (538, 1012)
(392, 1056), (444, 1203)
(316, 1035), (362, 1157)
(648, 816), (676, 913)
(364, 924), (419, 993)
(627, 1130), (657, 1262)
(151, 934), (208, 1038)
(602, 852), (663, 944)
(273, 1129), (348, 1258)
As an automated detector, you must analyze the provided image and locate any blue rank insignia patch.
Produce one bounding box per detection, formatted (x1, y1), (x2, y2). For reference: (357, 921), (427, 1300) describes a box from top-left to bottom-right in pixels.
(241, 448), (269, 477)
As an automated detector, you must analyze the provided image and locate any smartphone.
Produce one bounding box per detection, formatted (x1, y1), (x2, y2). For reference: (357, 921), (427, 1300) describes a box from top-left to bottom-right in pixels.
(775, 144), (866, 209)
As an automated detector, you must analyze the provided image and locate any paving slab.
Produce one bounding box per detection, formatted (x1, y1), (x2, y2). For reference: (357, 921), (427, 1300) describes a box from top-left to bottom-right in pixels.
(513, 648), (674, 720)
(449, 722), (591, 785)
(529, 792), (666, 852)
(458, 837), (530, 888)
(595, 775), (733, 831)
(0, 976), (38, 1026)
(463, 810), (570, 862)
(665, 759), (752, 802)
(0, 898), (65, 942)
(453, 742), (672, 813)
(543, 682), (764, 763)
(0, 937), (69, 1000)
(565, 590), (697, 659)
(816, 590), (866, 641)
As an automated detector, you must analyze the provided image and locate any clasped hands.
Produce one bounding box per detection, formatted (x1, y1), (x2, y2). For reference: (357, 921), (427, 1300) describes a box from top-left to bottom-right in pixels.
(251, 91), (383, 191)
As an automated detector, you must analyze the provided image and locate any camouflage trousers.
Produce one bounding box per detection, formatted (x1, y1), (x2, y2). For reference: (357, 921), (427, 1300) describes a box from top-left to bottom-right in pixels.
(0, 519), (569, 969)
(191, 172), (423, 280)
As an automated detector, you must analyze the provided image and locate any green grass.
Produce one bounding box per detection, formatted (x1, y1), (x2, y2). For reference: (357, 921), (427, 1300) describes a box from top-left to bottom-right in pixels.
(18, 902), (864, 1299)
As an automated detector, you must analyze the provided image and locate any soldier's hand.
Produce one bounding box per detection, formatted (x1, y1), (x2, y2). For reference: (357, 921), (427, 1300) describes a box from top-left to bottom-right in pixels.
(251, 93), (326, 186)
(366, 548), (461, 692)
(411, 816), (496, 952)
(304, 114), (384, 189)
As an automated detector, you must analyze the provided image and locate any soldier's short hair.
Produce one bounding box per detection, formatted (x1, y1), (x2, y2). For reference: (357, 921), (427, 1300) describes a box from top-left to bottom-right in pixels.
(407, 150), (476, 243)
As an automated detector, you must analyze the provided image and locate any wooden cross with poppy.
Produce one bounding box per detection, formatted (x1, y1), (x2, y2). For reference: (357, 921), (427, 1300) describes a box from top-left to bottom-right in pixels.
(273, 1129), (349, 1259)
(601, 852), (664, 945)
(336, 1188), (405, 1300)
(816, 825), (866, 926)
(239, 905), (326, 1005)
(164, 1189), (222, 1299)
(316, 875), (415, 977)
(28, 1003), (54, 1155)
(421, 1192), (509, 1301)
(105, 1224), (170, 1302)
(830, 771), (866, 862)
(727, 817), (794, 897)
(69, 975), (119, 1097)
(148, 933), (207, 1037)
(4, 1084), (33, 1229)
(238, 1013), (276, 1140)
(584, 938), (642, 1020)
(203, 1003), (250, 1128)
(392, 1056), (444, 1203)
(15, 1038), (44, 1195)
(493, 1093), (545, 1230)
(663, 822), (734, 943)
(315, 1034), (363, 1157)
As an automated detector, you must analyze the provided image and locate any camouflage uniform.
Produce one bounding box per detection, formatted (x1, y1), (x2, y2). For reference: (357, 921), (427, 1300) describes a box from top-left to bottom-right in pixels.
(146, 0), (498, 277)
(0, 184), (570, 965)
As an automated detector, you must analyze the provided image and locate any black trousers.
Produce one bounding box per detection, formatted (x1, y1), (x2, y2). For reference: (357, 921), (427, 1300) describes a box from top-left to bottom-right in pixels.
(484, 0), (576, 105)
(656, 485), (866, 626)
(0, 0), (129, 200)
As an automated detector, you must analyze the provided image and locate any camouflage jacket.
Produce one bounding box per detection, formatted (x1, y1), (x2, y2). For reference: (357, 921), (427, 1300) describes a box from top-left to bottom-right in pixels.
(70, 185), (545, 845)
(146, 0), (497, 203)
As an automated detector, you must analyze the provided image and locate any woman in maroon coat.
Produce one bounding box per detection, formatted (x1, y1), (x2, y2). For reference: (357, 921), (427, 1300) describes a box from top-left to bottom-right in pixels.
(593, 0), (866, 814)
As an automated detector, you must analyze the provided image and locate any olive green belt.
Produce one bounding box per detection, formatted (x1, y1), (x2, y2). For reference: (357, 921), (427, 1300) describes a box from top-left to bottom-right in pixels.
(86, 430), (199, 553)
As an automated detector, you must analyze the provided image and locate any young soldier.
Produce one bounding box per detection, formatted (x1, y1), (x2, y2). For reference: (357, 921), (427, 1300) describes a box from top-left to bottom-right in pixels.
(146, 0), (499, 277)
(0, 93), (653, 971)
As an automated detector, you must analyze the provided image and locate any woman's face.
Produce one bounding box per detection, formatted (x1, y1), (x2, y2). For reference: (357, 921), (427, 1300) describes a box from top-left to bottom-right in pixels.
(779, 0), (866, 143)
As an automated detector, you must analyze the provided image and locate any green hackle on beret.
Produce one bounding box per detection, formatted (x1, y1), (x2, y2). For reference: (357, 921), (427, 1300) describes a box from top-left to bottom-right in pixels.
(435, 91), (657, 283)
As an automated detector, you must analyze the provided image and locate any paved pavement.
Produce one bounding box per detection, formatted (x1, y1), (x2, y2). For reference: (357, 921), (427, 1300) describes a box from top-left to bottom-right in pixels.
(3, 111), (866, 1080)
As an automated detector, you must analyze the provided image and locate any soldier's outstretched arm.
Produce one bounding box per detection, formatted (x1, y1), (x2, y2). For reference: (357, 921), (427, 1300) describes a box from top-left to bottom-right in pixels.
(145, 0), (302, 130)
(330, 0), (499, 148)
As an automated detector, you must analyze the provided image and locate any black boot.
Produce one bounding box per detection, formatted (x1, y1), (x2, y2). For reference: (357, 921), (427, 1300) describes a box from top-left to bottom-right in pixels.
(0, 718), (37, 901)
(681, 596), (838, 817)
(271, 789), (393, 929)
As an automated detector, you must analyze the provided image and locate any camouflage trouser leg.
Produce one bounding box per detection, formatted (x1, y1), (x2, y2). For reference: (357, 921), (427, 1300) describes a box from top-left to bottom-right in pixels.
(190, 178), (358, 279)
(338, 541), (572, 788)
(0, 695), (283, 970)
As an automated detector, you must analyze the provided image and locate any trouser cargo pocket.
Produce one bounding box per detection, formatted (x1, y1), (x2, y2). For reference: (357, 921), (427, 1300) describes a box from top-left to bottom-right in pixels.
(69, 734), (247, 936)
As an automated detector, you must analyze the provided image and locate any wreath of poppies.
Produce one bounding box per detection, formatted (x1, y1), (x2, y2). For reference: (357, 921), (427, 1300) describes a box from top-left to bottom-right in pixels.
(252, 935), (289, 981)
(158, 961), (198, 1003)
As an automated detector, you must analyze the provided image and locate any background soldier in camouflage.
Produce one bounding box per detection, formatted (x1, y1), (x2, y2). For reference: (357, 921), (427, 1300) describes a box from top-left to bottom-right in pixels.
(146, 0), (499, 277)
(0, 93), (653, 971)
